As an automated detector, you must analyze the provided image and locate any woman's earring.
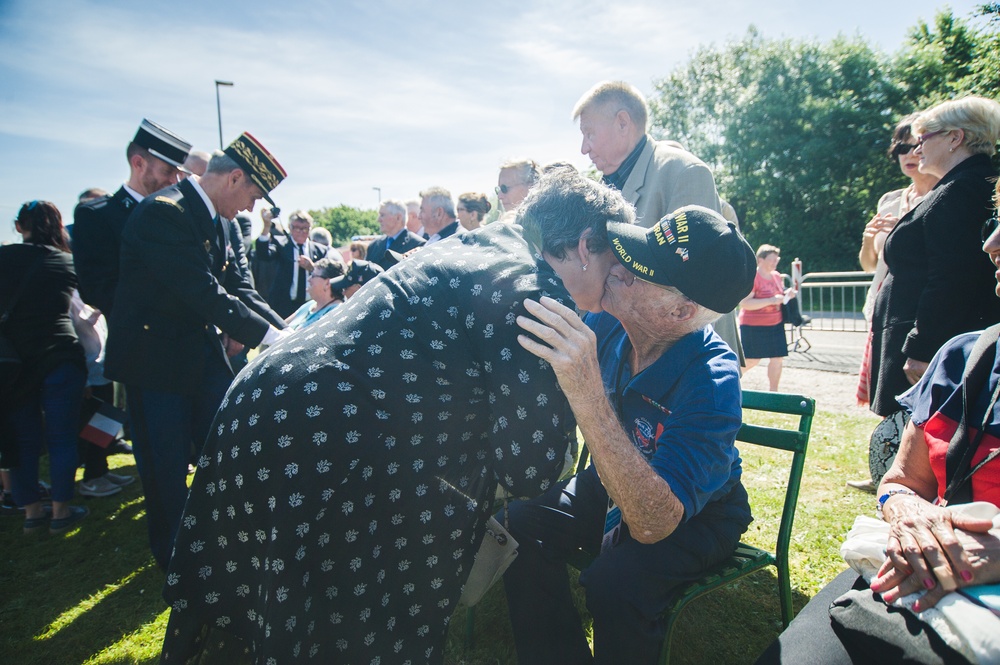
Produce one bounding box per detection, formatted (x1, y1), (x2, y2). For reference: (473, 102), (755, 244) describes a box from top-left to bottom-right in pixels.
(581, 263), (588, 272)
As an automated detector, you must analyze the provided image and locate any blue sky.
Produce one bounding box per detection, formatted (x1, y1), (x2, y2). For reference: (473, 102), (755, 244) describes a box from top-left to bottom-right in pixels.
(0, 0), (986, 244)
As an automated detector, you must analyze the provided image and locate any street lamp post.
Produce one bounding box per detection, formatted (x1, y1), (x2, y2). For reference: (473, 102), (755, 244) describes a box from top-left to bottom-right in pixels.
(215, 80), (234, 149)
(372, 186), (381, 205)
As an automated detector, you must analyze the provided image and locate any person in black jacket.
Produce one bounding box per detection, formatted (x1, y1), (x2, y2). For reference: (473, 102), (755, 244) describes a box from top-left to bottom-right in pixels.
(104, 132), (289, 569)
(254, 209), (330, 317)
(870, 96), (1000, 419)
(1, 201), (89, 534)
(72, 119), (193, 318)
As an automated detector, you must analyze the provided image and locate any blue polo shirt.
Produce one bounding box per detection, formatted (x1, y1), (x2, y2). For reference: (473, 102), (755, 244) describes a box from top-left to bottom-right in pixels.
(584, 312), (744, 521)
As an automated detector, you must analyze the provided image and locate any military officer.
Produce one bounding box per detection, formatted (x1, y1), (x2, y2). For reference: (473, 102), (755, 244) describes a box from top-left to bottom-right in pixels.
(104, 132), (289, 569)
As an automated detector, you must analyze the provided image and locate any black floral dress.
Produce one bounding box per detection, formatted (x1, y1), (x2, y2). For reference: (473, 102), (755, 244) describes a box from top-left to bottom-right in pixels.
(161, 223), (576, 665)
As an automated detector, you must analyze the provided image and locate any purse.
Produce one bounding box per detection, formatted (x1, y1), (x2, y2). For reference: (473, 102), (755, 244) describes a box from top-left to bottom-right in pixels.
(868, 410), (910, 487)
(458, 499), (519, 607)
(781, 297), (805, 327)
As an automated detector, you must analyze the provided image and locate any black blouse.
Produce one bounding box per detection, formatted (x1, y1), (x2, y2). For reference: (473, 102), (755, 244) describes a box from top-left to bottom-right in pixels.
(0, 243), (85, 402)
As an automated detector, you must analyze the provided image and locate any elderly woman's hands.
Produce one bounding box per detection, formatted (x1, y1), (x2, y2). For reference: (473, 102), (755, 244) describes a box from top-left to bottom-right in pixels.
(870, 493), (997, 610)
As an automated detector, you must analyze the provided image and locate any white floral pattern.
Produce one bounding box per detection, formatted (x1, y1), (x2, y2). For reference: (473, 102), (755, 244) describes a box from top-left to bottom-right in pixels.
(162, 224), (574, 664)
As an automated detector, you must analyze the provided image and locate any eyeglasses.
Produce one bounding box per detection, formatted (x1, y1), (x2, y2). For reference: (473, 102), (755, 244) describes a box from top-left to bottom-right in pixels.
(891, 142), (918, 157)
(982, 214), (1000, 243)
(495, 185), (510, 195)
(916, 130), (947, 147)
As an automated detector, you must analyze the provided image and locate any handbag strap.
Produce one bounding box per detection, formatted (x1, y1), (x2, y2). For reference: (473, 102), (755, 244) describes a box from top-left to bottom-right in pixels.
(0, 249), (47, 328)
(943, 323), (1000, 504)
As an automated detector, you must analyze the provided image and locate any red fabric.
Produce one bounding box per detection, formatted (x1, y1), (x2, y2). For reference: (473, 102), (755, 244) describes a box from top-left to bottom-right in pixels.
(857, 328), (874, 405)
(922, 413), (1000, 505)
(738, 271), (783, 326)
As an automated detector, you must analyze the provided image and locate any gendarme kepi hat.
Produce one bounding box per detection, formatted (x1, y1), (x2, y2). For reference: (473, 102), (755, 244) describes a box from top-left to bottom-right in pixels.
(606, 205), (755, 313)
(133, 119), (193, 171)
(224, 132), (287, 206)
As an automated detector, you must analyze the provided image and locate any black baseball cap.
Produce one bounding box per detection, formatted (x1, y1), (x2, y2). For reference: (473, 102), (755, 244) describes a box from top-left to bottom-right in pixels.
(328, 259), (385, 291)
(606, 205), (755, 312)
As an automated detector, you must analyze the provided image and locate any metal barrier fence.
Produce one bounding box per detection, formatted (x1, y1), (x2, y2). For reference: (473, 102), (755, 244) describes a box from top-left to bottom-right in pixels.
(791, 271), (874, 332)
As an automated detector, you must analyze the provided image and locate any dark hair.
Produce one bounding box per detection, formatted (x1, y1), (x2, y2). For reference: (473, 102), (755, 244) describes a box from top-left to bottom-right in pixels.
(312, 257), (347, 299)
(78, 187), (108, 203)
(886, 113), (919, 161)
(458, 192), (492, 221)
(16, 200), (70, 252)
(517, 170), (634, 260)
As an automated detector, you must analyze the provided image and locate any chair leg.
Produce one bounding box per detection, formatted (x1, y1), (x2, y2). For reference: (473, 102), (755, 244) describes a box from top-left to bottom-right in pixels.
(777, 564), (793, 628)
(465, 606), (475, 649)
(658, 607), (680, 665)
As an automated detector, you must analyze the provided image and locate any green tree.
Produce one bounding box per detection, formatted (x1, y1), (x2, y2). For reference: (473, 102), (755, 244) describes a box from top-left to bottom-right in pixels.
(893, 11), (981, 104)
(650, 28), (907, 271)
(309, 205), (379, 246)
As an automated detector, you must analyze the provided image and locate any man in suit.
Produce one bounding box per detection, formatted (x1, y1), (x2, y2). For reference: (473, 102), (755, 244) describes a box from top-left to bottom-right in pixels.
(255, 209), (330, 317)
(365, 199), (425, 270)
(419, 186), (462, 245)
(104, 132), (289, 569)
(572, 80), (744, 361)
(73, 119), (193, 318)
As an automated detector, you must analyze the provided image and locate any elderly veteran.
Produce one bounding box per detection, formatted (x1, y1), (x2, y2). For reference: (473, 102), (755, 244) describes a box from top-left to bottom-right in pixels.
(504, 194), (757, 664)
(159, 209), (583, 663)
(330, 257), (385, 300)
(105, 132), (288, 570)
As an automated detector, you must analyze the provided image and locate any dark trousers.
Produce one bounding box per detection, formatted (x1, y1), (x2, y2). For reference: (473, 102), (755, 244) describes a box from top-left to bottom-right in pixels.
(8, 362), (86, 505)
(127, 349), (232, 569)
(503, 465), (752, 665)
(753, 569), (856, 665)
(79, 382), (115, 481)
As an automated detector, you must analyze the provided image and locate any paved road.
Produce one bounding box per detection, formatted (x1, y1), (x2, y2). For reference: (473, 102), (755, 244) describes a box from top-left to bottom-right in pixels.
(783, 325), (865, 374)
(740, 323), (872, 413)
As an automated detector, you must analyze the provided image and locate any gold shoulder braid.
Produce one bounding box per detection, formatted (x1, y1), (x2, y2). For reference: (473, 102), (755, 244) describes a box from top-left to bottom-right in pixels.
(155, 196), (184, 212)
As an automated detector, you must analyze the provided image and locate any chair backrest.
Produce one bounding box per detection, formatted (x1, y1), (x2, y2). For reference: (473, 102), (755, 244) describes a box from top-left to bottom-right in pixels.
(736, 390), (814, 566)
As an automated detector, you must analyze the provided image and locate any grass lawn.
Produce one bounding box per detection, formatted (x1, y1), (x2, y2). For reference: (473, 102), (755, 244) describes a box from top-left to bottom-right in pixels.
(1, 405), (879, 664)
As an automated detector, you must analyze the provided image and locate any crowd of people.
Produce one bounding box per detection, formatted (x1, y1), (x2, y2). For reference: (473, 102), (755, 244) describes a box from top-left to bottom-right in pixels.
(3, 81), (1000, 665)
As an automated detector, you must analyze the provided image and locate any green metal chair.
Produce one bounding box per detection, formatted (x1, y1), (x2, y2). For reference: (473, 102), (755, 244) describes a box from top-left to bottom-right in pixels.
(656, 389), (814, 664)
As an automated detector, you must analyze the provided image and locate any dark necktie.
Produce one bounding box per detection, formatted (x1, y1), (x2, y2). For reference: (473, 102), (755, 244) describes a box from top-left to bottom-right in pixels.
(215, 216), (229, 273)
(296, 243), (307, 303)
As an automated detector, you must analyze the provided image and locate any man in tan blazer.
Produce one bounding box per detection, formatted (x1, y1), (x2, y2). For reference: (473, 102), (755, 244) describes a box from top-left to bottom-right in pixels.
(572, 80), (744, 361)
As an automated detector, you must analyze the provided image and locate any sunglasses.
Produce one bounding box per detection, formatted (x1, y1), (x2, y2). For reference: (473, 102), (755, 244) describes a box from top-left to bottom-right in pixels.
(891, 142), (918, 157)
(983, 214), (1000, 243)
(495, 184), (510, 195)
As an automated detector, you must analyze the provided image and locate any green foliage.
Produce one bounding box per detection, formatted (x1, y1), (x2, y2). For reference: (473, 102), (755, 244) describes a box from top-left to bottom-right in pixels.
(651, 28), (907, 271)
(649, 9), (1000, 272)
(308, 204), (379, 246)
(894, 11), (981, 104)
